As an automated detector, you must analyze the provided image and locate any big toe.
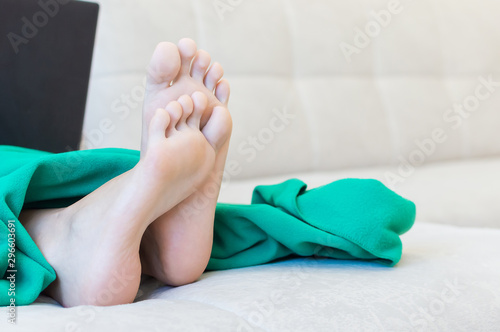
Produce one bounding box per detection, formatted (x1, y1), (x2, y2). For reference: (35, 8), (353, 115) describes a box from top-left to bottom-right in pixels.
(147, 42), (181, 86)
(202, 106), (232, 151)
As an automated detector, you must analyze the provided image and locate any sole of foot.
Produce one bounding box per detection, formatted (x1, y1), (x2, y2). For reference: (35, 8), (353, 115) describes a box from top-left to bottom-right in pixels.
(139, 39), (232, 286)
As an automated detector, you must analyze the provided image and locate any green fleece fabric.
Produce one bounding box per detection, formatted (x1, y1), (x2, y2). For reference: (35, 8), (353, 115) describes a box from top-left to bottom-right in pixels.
(0, 146), (415, 306)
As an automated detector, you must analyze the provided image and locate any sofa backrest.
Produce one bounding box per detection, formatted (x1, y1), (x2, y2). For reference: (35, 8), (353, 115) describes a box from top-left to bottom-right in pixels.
(83, 0), (500, 179)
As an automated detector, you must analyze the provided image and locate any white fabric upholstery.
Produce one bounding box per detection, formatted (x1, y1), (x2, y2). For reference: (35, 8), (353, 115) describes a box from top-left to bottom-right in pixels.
(218, 158), (500, 229)
(83, 0), (500, 180)
(4, 222), (500, 331)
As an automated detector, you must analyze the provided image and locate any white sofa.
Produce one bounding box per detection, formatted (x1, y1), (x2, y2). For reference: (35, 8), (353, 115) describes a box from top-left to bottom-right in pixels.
(5, 0), (500, 331)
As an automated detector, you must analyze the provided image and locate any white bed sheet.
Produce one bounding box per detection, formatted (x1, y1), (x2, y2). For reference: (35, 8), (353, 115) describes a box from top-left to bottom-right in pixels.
(3, 222), (500, 332)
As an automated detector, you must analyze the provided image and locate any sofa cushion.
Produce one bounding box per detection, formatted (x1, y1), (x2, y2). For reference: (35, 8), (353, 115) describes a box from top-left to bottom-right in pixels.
(219, 157), (500, 229)
(83, 0), (500, 180)
(11, 222), (500, 331)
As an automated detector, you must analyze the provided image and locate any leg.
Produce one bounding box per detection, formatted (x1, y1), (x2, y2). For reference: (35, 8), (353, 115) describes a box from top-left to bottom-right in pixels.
(139, 39), (232, 285)
(20, 93), (224, 307)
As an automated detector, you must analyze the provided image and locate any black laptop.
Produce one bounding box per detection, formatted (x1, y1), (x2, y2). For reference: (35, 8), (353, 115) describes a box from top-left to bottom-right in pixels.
(0, 0), (99, 153)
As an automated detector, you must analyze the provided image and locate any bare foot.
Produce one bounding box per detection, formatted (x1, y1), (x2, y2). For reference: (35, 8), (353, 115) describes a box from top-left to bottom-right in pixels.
(141, 38), (230, 153)
(20, 94), (221, 307)
(140, 39), (232, 286)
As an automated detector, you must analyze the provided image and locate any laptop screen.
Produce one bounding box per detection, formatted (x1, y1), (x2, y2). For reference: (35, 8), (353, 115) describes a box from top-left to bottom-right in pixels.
(0, 0), (99, 153)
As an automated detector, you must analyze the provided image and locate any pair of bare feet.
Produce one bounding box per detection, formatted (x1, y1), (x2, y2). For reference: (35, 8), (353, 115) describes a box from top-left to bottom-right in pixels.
(19, 39), (232, 307)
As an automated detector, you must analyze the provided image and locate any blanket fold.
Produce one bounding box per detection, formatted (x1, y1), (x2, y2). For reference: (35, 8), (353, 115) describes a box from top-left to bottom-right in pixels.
(0, 146), (415, 306)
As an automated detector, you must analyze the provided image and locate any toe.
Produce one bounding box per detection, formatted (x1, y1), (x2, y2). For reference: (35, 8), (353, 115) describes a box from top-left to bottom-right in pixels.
(204, 62), (224, 91)
(149, 108), (170, 140)
(177, 95), (194, 126)
(215, 79), (231, 105)
(188, 91), (208, 128)
(165, 101), (183, 133)
(146, 42), (181, 86)
(191, 50), (212, 81)
(202, 106), (232, 151)
(177, 38), (197, 78)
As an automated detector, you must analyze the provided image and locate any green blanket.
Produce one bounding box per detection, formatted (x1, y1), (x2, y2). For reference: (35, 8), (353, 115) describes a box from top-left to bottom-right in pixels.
(0, 146), (415, 306)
